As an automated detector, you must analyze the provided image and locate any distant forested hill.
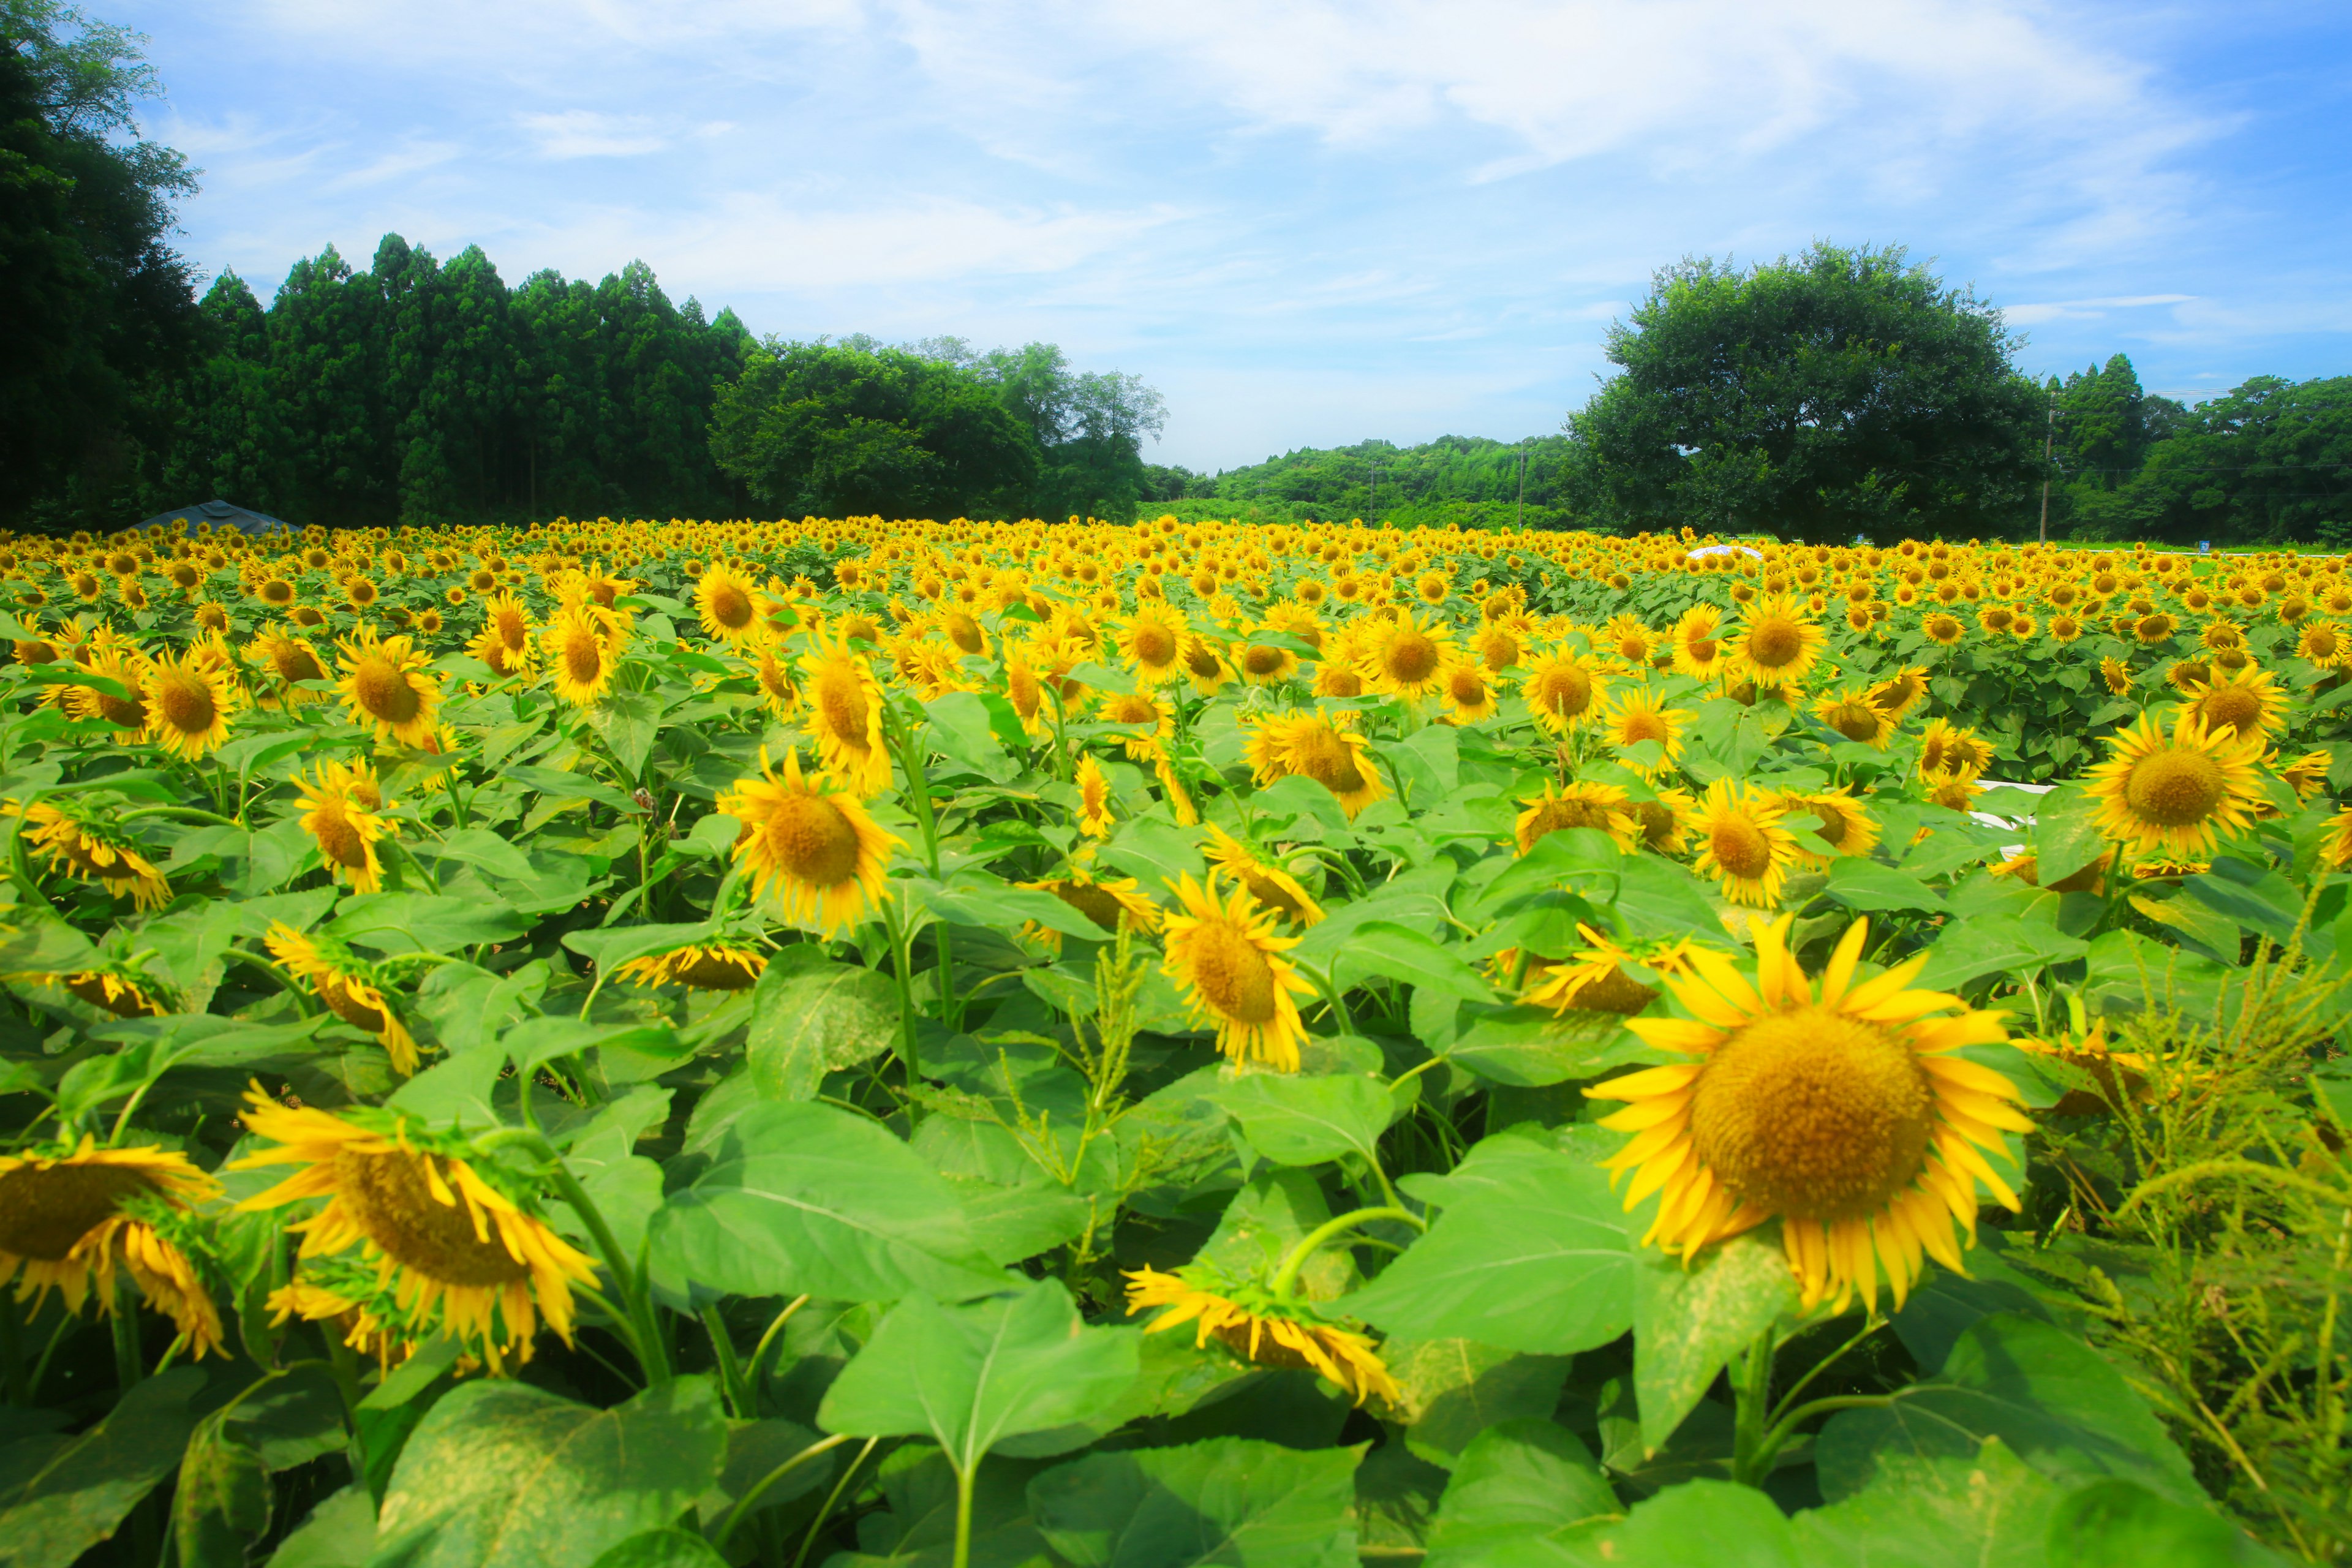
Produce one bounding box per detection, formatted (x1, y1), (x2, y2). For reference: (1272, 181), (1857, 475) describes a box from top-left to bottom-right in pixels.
(1144, 434), (1579, 529)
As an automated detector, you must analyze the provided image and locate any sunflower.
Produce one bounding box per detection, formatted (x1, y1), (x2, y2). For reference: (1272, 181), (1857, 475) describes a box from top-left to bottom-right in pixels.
(1630, 786), (1695, 855)
(1520, 649), (1608, 736)
(1670, 605), (1728, 681)
(2083, 708), (2267, 861)
(233, 1095), (597, 1373)
(1076, 754), (1117, 840)
(468, 593), (535, 676)
(1921, 611), (1966, 647)
(1125, 1263), (1398, 1406)
(1436, 661), (1498, 725)
(6, 797), (170, 908)
(1203, 824), (1323, 926)
(0, 1137), (224, 1358)
(1243, 709), (1388, 819)
(266, 923), (420, 1074)
(801, 633), (894, 797)
(2100, 657), (2132, 696)
(64, 643), (151, 737)
(612, 941), (767, 991)
(1098, 690), (1170, 761)
(1522, 925), (1692, 1017)
(1599, 689), (1687, 769)
(2277, 749), (2332, 804)
(2181, 665), (2288, 741)
(1732, 594), (1825, 686)
(2296, 620), (2350, 670)
(1362, 611), (1453, 703)
(1161, 872), (1315, 1071)
(1864, 666), (1929, 721)
(1684, 779), (1800, 908)
(1917, 717), (1992, 780)
(1019, 863), (1164, 949)
(1602, 613), (1654, 666)
(141, 645), (238, 759)
(51, 968), (170, 1019)
(1515, 780), (1638, 854)
(1812, 688), (1894, 748)
(246, 624), (330, 707)
(2320, 804), (2352, 871)
(541, 603), (619, 707)
(1120, 604), (1188, 685)
(1586, 914), (2029, 1313)
(292, 760), (395, 894)
(1784, 788), (1879, 864)
(338, 630), (442, 746)
(717, 747), (900, 937)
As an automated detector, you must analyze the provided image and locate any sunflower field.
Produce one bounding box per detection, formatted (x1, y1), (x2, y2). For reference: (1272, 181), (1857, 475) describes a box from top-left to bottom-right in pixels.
(1, 515), (2348, 1568)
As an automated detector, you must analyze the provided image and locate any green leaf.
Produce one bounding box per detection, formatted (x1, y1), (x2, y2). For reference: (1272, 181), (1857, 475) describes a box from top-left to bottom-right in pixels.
(1632, 1228), (1800, 1455)
(2043, 1477), (2282, 1567)
(1570, 1479), (1801, 1566)
(1340, 1133), (1634, 1355)
(263, 1486), (374, 1568)
(1210, 1071), (1396, 1167)
(952, 1176), (1095, 1266)
(925, 692), (1015, 782)
(412, 827), (539, 884)
(924, 875), (1107, 943)
(1027, 1438), (1360, 1568)
(0, 1366), (206, 1568)
(328, 892), (530, 955)
(505, 764), (641, 813)
(1915, 919), (2089, 992)
(371, 1378), (728, 1568)
(1423, 1419), (1616, 1567)
(2030, 784), (2106, 886)
(1443, 1005), (1649, 1087)
(1815, 1313), (2201, 1505)
(1790, 1438), (2064, 1568)
(586, 1530), (731, 1568)
(650, 1101), (1009, 1303)
(1823, 859), (1947, 914)
(1332, 922), (1496, 1003)
(1096, 818), (1207, 892)
(746, 949), (902, 1101)
(175, 1410), (272, 1568)
(594, 692), (665, 782)
(818, 1279), (1139, 1472)
(1383, 1342), (1573, 1468)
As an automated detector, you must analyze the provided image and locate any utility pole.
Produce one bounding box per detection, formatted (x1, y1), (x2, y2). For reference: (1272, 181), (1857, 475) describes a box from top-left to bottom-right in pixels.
(2037, 389), (2056, 543)
(1516, 444), (1528, 529)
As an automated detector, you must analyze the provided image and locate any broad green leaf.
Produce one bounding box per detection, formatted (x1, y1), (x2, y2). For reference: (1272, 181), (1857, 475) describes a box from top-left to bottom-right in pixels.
(1027, 1438), (1360, 1568)
(1097, 818), (1207, 892)
(2029, 784), (2106, 886)
(328, 892), (530, 955)
(1572, 1479), (1801, 1566)
(1197, 1169), (1359, 1301)
(1631, 1228), (1799, 1455)
(1815, 1313), (2200, 1505)
(2043, 1477), (2281, 1568)
(264, 1486), (375, 1568)
(371, 1377), (727, 1568)
(1443, 1005), (1648, 1087)
(1332, 922), (1496, 1003)
(924, 875), (1107, 943)
(1423, 1419), (1616, 1567)
(587, 1530), (731, 1568)
(1823, 858), (1946, 914)
(650, 1101), (1009, 1303)
(818, 1280), (1139, 1472)
(1210, 1071), (1396, 1167)
(175, 1409), (272, 1568)
(925, 692), (1015, 781)
(1915, 919), (2089, 992)
(1790, 1438), (2064, 1568)
(594, 691), (665, 781)
(413, 827), (538, 883)
(0, 1366), (206, 1568)
(746, 949), (902, 1100)
(1382, 1341), (1572, 1468)
(951, 1176), (1094, 1265)
(1339, 1133), (1634, 1355)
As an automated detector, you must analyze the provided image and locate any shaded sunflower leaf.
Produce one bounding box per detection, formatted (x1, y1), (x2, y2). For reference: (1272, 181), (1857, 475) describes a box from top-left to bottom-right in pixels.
(1823, 859), (1946, 914)
(587, 1529), (731, 1568)
(328, 892), (530, 955)
(1333, 923), (1495, 1004)
(2043, 1477), (2283, 1567)
(1915, 919), (2088, 992)
(1027, 1436), (1360, 1568)
(1383, 1341), (1573, 1469)
(1423, 1419), (1616, 1568)
(746, 948), (902, 1101)
(1210, 1071), (1396, 1167)
(0, 1366), (206, 1568)
(1790, 1438), (2064, 1568)
(262, 1485), (374, 1568)
(1632, 1227), (1799, 1456)
(174, 1409), (273, 1568)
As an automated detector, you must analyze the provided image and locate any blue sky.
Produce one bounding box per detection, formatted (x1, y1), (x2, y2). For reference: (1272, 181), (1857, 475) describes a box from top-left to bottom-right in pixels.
(122, 0), (2352, 473)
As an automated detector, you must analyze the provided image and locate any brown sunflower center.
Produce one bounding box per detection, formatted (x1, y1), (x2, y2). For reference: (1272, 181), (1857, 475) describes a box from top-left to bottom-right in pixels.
(816, 665), (870, 747)
(0, 1161), (154, 1259)
(1746, 617), (1804, 669)
(1523, 794), (1615, 850)
(1617, 709), (1668, 745)
(311, 801), (371, 870)
(1448, 668), (1487, 706)
(944, 612), (983, 654)
(1825, 702), (1882, 742)
(1634, 800), (1679, 849)
(560, 626), (605, 686)
(2125, 748), (2227, 827)
(1689, 1006), (1934, 1221)
(758, 792), (862, 887)
(1289, 725), (1366, 796)
(2196, 687), (2263, 734)
(316, 971), (388, 1034)
(1534, 665), (1593, 718)
(154, 669), (217, 735)
(1709, 814), (1776, 880)
(709, 581), (755, 632)
(1686, 636), (1718, 663)
(1131, 625), (1176, 668)
(1319, 668), (1363, 698)
(1051, 881), (1130, 933)
(1479, 633), (1518, 671)
(1238, 869), (1308, 923)
(353, 656), (421, 725)
(676, 949), (761, 990)
(1186, 643), (1223, 679)
(331, 1150), (530, 1287)
(1185, 921), (1279, 1024)
(496, 608), (530, 650)
(1383, 631), (1440, 685)
(1242, 646), (1286, 677)
(1569, 965), (1658, 1016)
(98, 690), (146, 728)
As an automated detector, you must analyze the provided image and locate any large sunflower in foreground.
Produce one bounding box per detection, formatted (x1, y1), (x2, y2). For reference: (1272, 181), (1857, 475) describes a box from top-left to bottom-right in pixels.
(1162, 872), (1315, 1072)
(0, 1138), (223, 1357)
(1588, 915), (2030, 1313)
(234, 1094), (597, 1372)
(717, 747), (900, 936)
(1125, 1262), (1399, 1406)
(1732, 594), (1825, 687)
(1243, 709), (1388, 819)
(141, 644), (238, 760)
(2082, 707), (2267, 861)
(801, 633), (894, 797)
(1685, 778), (1801, 908)
(338, 630), (443, 746)
(266, 922), (420, 1074)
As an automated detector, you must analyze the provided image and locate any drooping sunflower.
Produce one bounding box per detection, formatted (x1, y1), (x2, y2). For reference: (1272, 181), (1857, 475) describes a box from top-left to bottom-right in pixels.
(141, 644), (238, 759)
(1863, 666), (1929, 722)
(0, 1138), (224, 1357)
(2082, 707), (2267, 861)
(1587, 914), (2030, 1313)
(1161, 872), (1315, 1072)
(1075, 753), (1117, 840)
(2277, 749), (2332, 804)
(338, 630), (442, 747)
(49, 967), (170, 1019)
(1784, 788), (1879, 865)
(247, 624), (330, 708)
(1019, 862), (1164, 949)
(1098, 690), (1170, 762)
(801, 633), (894, 797)
(1629, 786), (1696, 855)
(266, 922), (421, 1074)
(1125, 1262), (1399, 1406)
(1812, 688), (1894, 748)
(64, 643), (151, 737)
(233, 1095), (597, 1373)
(1684, 778), (1800, 908)
(1521, 925), (1692, 1017)
(293, 760), (395, 894)
(2180, 665), (2288, 742)
(1243, 709), (1388, 820)
(717, 747), (901, 937)
(1515, 780), (1639, 855)
(1520, 648), (1609, 736)
(1732, 594), (1825, 687)
(6, 797), (170, 908)
(1203, 823), (1323, 926)
(612, 941), (767, 992)
(695, 562), (763, 647)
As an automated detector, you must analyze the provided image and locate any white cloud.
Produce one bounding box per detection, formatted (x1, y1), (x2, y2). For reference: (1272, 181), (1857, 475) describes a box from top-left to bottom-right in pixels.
(517, 110), (670, 159)
(2007, 293), (2197, 326)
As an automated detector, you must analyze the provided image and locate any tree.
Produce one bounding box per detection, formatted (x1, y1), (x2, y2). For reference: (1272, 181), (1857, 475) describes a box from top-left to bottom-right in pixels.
(2067, 375), (2352, 546)
(1567, 243), (2046, 542)
(708, 341), (1039, 519)
(1, 0), (200, 525)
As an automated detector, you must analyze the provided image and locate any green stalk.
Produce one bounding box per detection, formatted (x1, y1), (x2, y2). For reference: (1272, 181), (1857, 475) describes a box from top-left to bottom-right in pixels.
(791, 1436), (881, 1568)
(701, 1303), (753, 1419)
(1728, 1325), (1776, 1485)
(1268, 1206), (1423, 1303)
(717, 1432), (855, 1551)
(952, 1461), (978, 1568)
(881, 899), (924, 1119)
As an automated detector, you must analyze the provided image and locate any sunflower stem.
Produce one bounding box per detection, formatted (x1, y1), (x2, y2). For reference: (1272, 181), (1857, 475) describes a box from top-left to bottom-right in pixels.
(111, 1272), (145, 1395)
(1743, 1393), (1896, 1480)
(951, 1459), (978, 1568)
(1728, 1324), (1776, 1485)
(881, 899), (924, 1123)
(1269, 1207), (1424, 1303)
(701, 1303), (753, 1419)
(535, 1150), (673, 1385)
(717, 1431), (855, 1552)
(791, 1436), (881, 1568)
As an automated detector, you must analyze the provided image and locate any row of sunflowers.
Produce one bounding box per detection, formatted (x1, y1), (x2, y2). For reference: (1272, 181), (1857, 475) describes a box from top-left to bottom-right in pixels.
(0, 514), (2344, 1567)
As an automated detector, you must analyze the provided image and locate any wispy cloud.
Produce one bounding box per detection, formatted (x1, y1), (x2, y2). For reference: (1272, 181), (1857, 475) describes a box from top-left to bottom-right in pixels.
(516, 111), (671, 160)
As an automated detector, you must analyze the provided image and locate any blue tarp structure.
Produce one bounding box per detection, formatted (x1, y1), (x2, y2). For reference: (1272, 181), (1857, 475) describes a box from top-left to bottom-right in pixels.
(134, 500), (294, 536)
